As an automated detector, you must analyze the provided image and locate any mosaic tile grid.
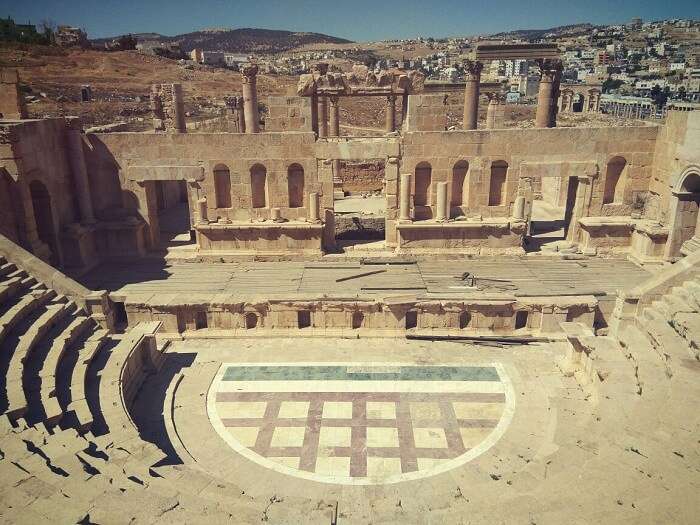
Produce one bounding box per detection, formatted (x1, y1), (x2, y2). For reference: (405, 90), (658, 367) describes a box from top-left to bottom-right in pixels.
(208, 364), (514, 485)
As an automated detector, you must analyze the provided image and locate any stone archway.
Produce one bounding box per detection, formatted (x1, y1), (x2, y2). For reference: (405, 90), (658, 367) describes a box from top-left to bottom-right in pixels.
(664, 166), (700, 260)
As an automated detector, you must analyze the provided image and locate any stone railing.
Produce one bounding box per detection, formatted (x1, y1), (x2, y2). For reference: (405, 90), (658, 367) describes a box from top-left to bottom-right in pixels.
(609, 250), (700, 335)
(98, 321), (163, 438)
(0, 234), (114, 329)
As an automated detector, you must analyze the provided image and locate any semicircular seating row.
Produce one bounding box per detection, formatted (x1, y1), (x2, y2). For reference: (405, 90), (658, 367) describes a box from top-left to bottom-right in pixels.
(0, 250), (699, 522)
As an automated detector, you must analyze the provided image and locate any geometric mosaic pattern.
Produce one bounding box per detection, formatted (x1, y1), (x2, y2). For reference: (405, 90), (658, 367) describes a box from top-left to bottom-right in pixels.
(207, 364), (514, 485)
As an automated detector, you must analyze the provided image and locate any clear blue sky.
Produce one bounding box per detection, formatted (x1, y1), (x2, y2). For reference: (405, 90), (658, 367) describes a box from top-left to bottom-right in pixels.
(2, 0), (698, 40)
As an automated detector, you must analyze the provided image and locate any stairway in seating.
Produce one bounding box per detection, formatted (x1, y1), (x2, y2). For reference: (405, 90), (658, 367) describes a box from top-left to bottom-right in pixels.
(0, 255), (109, 431)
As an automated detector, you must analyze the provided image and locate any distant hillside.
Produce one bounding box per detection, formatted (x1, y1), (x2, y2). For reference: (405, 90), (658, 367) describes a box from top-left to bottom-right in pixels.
(92, 27), (353, 53)
(488, 23), (598, 41)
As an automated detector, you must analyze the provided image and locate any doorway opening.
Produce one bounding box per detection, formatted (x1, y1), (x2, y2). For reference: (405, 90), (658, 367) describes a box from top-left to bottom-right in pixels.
(526, 176), (579, 252)
(155, 180), (195, 252)
(29, 181), (59, 265)
(333, 158), (386, 253)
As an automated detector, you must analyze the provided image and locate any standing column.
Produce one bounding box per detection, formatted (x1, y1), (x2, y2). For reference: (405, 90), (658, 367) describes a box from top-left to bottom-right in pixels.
(329, 95), (340, 137)
(535, 60), (561, 128)
(485, 95), (499, 129)
(66, 128), (96, 224)
(309, 192), (320, 222)
(399, 173), (411, 221)
(462, 60), (483, 130)
(318, 96), (328, 137)
(385, 95), (396, 132)
(435, 182), (448, 222)
(242, 64), (260, 133)
(171, 83), (186, 133)
(236, 95), (246, 133)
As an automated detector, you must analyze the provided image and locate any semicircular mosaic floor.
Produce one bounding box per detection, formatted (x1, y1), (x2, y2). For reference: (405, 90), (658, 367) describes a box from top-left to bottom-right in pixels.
(207, 362), (515, 485)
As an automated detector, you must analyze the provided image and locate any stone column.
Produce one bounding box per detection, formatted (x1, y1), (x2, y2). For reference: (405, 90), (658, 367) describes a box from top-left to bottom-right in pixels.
(66, 129), (96, 224)
(236, 95), (246, 133)
(535, 60), (561, 128)
(485, 94), (504, 129)
(309, 192), (320, 222)
(385, 95), (396, 132)
(318, 97), (328, 137)
(462, 60), (483, 130)
(242, 64), (260, 133)
(435, 182), (448, 222)
(197, 197), (208, 224)
(513, 196), (526, 220)
(328, 95), (340, 137)
(399, 173), (411, 221)
(171, 83), (186, 133)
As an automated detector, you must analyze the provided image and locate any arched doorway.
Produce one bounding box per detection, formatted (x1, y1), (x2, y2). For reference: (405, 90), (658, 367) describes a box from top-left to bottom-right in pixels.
(572, 93), (585, 113)
(666, 167), (700, 259)
(29, 181), (58, 265)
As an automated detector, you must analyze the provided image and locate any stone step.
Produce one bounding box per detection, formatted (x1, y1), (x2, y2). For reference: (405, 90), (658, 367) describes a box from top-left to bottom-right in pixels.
(684, 280), (700, 306)
(660, 292), (696, 317)
(0, 262), (18, 280)
(641, 307), (695, 364)
(668, 311), (700, 360)
(0, 289), (56, 347)
(67, 329), (109, 433)
(0, 276), (23, 305)
(670, 285), (700, 310)
(35, 315), (96, 427)
(4, 302), (75, 420)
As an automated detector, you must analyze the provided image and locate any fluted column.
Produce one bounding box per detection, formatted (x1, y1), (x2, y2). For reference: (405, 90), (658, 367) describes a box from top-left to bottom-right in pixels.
(385, 95), (396, 132)
(399, 173), (411, 221)
(66, 129), (96, 224)
(535, 60), (562, 128)
(242, 64), (259, 133)
(329, 95), (340, 137)
(462, 60), (483, 130)
(318, 97), (328, 137)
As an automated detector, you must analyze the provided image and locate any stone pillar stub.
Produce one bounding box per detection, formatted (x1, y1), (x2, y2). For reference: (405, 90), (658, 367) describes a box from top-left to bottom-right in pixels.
(242, 64), (260, 133)
(462, 60), (483, 130)
(309, 192), (320, 222)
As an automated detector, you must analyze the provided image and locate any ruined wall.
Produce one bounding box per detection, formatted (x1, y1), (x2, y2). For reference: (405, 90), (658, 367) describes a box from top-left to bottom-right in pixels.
(404, 94), (448, 132)
(339, 160), (385, 192)
(265, 96), (313, 132)
(648, 111), (700, 224)
(400, 126), (658, 221)
(87, 131), (327, 225)
(0, 69), (27, 120)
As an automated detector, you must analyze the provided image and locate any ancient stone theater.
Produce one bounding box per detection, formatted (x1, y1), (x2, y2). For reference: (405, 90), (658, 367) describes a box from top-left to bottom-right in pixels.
(0, 44), (699, 523)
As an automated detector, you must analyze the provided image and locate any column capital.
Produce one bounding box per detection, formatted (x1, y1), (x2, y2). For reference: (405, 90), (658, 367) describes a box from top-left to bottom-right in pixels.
(463, 59), (483, 80)
(487, 92), (505, 103)
(328, 95), (339, 106)
(241, 64), (259, 82)
(536, 59), (562, 82)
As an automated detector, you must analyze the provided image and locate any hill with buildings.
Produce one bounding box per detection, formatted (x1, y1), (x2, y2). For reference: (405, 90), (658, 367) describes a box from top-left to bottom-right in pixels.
(488, 23), (598, 41)
(92, 28), (353, 54)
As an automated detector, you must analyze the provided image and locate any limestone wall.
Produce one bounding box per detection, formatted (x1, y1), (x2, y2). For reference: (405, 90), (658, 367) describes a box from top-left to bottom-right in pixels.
(265, 96), (313, 132)
(648, 111), (700, 224)
(397, 126), (658, 240)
